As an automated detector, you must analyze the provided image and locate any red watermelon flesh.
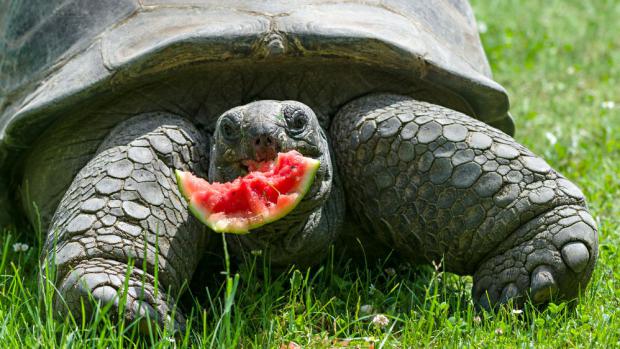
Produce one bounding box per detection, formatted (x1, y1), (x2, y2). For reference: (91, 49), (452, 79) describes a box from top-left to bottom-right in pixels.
(175, 150), (320, 233)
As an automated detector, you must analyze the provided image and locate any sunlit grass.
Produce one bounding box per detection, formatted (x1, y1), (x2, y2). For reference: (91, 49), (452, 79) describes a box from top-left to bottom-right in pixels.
(1, 0), (619, 347)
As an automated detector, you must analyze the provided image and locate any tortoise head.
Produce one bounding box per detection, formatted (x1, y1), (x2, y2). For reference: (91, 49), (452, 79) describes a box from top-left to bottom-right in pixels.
(209, 100), (333, 231)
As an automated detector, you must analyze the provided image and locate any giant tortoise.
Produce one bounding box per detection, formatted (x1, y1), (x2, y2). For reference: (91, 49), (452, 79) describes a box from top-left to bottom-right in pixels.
(0, 0), (598, 328)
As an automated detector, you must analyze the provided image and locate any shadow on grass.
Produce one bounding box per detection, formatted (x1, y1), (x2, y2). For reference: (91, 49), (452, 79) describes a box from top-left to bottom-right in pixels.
(1, 229), (590, 348)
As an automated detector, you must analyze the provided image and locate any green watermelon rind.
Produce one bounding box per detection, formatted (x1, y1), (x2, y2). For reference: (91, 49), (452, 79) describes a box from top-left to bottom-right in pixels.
(175, 154), (320, 234)
(175, 170), (224, 231)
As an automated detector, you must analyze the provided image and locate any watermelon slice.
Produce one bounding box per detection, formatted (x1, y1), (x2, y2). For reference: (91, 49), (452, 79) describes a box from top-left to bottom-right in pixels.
(175, 150), (320, 234)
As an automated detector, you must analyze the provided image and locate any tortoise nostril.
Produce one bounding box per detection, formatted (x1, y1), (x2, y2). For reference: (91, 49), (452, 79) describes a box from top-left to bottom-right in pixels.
(253, 135), (278, 161)
(254, 135), (275, 147)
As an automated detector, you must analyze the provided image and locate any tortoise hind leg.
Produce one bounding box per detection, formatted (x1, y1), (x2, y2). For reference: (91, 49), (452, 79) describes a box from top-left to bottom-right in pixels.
(41, 113), (210, 331)
(330, 94), (598, 309)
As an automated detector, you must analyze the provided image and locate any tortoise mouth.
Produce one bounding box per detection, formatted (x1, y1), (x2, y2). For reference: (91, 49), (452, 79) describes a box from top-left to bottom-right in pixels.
(241, 159), (271, 173)
(218, 153), (296, 183)
(238, 151), (307, 178)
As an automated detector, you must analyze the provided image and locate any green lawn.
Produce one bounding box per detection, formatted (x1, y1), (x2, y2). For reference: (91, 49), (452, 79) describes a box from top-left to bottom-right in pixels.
(1, 0), (619, 347)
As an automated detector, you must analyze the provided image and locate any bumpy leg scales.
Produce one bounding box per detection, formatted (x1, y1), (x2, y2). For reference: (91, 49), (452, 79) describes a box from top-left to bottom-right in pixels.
(473, 205), (597, 308)
(330, 94), (598, 309)
(42, 113), (210, 330)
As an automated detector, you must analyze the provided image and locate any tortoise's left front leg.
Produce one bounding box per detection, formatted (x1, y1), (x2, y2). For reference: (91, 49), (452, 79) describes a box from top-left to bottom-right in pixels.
(331, 94), (598, 309)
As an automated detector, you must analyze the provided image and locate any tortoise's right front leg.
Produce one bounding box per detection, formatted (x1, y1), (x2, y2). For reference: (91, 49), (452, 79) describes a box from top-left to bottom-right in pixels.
(42, 113), (209, 331)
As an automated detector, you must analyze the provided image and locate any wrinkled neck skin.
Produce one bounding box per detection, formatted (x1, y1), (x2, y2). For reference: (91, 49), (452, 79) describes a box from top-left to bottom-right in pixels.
(207, 100), (335, 265)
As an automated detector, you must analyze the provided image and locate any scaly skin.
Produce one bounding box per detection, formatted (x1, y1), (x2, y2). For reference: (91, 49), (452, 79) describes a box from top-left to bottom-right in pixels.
(330, 94), (598, 309)
(41, 113), (210, 330)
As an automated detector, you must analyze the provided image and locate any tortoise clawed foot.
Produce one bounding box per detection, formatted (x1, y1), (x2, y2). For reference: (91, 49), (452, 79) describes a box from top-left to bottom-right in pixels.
(55, 258), (184, 333)
(473, 205), (597, 310)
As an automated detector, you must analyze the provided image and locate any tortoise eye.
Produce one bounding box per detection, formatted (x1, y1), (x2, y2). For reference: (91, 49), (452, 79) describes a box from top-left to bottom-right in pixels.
(284, 108), (308, 136)
(219, 115), (240, 142)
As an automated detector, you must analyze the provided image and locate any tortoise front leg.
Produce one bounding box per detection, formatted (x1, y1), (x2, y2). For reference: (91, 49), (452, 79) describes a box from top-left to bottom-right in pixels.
(331, 94), (598, 309)
(41, 113), (210, 331)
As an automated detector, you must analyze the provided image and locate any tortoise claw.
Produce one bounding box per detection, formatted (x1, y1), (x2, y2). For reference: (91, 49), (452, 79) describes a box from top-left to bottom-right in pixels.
(530, 265), (558, 304)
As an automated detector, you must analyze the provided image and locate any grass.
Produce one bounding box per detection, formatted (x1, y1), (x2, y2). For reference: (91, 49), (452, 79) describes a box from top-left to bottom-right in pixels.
(1, 0), (619, 347)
